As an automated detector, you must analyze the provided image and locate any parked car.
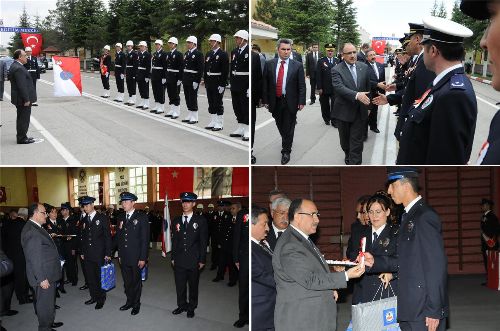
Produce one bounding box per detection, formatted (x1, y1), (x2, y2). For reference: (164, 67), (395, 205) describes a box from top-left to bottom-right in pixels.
(0, 56), (14, 76)
(47, 58), (53, 70)
(37, 58), (46, 73)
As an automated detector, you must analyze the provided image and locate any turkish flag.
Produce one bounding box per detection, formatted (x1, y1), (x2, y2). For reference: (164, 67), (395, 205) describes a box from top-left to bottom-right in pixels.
(159, 167), (194, 199)
(21, 33), (43, 56)
(0, 186), (6, 203)
(371, 40), (386, 55)
(231, 167), (249, 196)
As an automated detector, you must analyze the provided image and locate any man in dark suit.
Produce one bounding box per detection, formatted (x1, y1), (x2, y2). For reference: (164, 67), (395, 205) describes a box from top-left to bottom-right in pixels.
(332, 43), (377, 165)
(306, 43), (322, 105)
(232, 206), (249, 328)
(8, 49), (37, 144)
(316, 43), (339, 126)
(480, 198), (499, 281)
(43, 204), (67, 295)
(262, 38), (306, 165)
(251, 206), (276, 331)
(79, 196), (112, 310)
(365, 168), (448, 331)
(357, 43), (370, 64)
(267, 197), (291, 251)
(366, 49), (386, 134)
(171, 192), (208, 318)
(116, 192), (149, 315)
(23, 47), (39, 106)
(21, 203), (63, 331)
(251, 49), (262, 164)
(59, 203), (78, 286)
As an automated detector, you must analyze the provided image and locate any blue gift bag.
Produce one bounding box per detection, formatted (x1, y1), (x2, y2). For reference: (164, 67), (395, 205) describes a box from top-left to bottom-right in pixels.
(346, 320), (353, 331)
(100, 263), (116, 291)
(141, 265), (148, 281)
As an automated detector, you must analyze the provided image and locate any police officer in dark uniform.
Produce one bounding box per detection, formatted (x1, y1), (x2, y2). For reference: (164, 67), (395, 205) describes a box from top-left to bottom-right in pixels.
(59, 202), (78, 286)
(44, 204), (67, 294)
(480, 198), (499, 280)
(124, 40), (138, 106)
(397, 16), (477, 164)
(229, 30), (250, 141)
(182, 36), (204, 124)
(100, 45), (112, 98)
(79, 196), (112, 310)
(365, 168), (448, 331)
(136, 41), (151, 110)
(210, 200), (229, 271)
(77, 206), (89, 290)
(164, 37), (184, 119)
(23, 47), (39, 106)
(213, 201), (238, 286)
(116, 192), (149, 315)
(316, 43), (339, 126)
(171, 192), (208, 318)
(232, 205), (249, 328)
(151, 39), (167, 114)
(204, 33), (229, 131)
(251, 49), (262, 164)
(113, 42), (126, 102)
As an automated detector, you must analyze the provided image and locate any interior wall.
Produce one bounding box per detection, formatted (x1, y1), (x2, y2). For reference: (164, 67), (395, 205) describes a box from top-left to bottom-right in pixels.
(0, 168), (28, 207)
(37, 168), (69, 207)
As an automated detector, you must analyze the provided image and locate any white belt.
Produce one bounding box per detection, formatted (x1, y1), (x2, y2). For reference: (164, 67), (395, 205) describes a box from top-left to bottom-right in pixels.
(184, 69), (198, 74)
(207, 72), (222, 76)
(152, 66), (164, 69)
(28, 69), (37, 72)
(126, 65), (134, 68)
(167, 69), (180, 72)
(138, 67), (147, 70)
(232, 71), (249, 76)
(115, 64), (122, 67)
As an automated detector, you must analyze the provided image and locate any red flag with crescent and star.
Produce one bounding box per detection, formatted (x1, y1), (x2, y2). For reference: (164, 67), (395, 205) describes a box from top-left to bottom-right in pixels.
(21, 33), (43, 56)
(371, 40), (386, 55)
(158, 167), (194, 199)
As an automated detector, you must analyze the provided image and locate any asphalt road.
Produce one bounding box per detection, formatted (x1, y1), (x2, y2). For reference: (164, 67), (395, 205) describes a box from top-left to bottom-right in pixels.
(253, 66), (500, 165)
(0, 70), (248, 165)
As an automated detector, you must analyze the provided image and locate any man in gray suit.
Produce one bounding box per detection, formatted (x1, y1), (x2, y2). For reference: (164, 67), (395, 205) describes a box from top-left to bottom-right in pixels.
(262, 38), (306, 165)
(332, 43), (378, 165)
(21, 203), (63, 331)
(272, 198), (365, 331)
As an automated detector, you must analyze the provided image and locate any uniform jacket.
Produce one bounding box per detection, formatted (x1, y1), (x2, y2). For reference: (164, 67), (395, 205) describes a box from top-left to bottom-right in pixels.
(24, 55), (40, 79)
(210, 211), (230, 245)
(204, 48), (229, 87)
(125, 50), (139, 78)
(80, 212), (112, 264)
(171, 214), (208, 269)
(137, 51), (151, 80)
(100, 54), (111, 76)
(116, 210), (150, 266)
(182, 48), (204, 84)
(481, 210), (499, 250)
(151, 49), (167, 80)
(230, 45), (249, 91)
(61, 215), (79, 251)
(251, 240), (276, 330)
(480, 109), (500, 164)
(165, 49), (183, 83)
(316, 56), (339, 95)
(8, 61), (36, 106)
(251, 51), (263, 106)
(44, 218), (66, 257)
(232, 209), (249, 267)
(114, 51), (126, 76)
(346, 219), (369, 304)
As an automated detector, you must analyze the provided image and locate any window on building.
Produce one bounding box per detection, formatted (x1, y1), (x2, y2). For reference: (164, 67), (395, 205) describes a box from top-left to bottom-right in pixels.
(109, 171), (116, 205)
(129, 167), (147, 202)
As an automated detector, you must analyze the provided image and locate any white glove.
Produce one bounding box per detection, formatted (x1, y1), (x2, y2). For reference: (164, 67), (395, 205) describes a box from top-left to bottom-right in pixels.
(106, 72), (109, 78)
(218, 86), (225, 94)
(193, 82), (199, 90)
(162, 78), (166, 84)
(177, 80), (182, 86)
(246, 89), (249, 98)
(145, 78), (149, 83)
(120, 74), (124, 80)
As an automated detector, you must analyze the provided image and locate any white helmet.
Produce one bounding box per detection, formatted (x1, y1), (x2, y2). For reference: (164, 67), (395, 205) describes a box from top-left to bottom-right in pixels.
(155, 39), (163, 46)
(168, 37), (178, 45)
(126, 40), (134, 46)
(138, 41), (147, 47)
(209, 34), (222, 43)
(115, 42), (122, 48)
(104, 45), (111, 51)
(234, 30), (248, 40)
(25, 47), (32, 52)
(186, 36), (197, 44)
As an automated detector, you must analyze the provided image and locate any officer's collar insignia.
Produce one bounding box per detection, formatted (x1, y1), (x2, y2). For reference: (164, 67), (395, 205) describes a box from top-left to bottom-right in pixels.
(450, 74), (465, 89)
(407, 221), (414, 232)
(216, 55), (219, 60)
(245, 53), (248, 58)
(96, 220), (100, 226)
(421, 94), (433, 110)
(133, 219), (138, 225)
(192, 54), (195, 58)
(243, 214), (248, 223)
(206, 57), (210, 62)
(193, 223), (198, 229)
(381, 238), (390, 247)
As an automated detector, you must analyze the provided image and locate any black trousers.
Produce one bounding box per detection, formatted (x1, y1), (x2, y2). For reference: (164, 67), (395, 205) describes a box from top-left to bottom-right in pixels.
(183, 81), (199, 111)
(16, 105), (31, 142)
(319, 93), (334, 123)
(231, 90), (249, 124)
(101, 74), (110, 90)
(79, 255), (88, 285)
(31, 77), (37, 101)
(84, 260), (106, 303)
(206, 85), (224, 115)
(33, 285), (56, 331)
(174, 265), (200, 311)
(251, 102), (257, 149)
(216, 248), (238, 283)
(399, 319), (446, 331)
(309, 77), (316, 102)
(152, 79), (165, 103)
(166, 81), (181, 106)
(12, 255), (29, 303)
(137, 79), (149, 99)
(211, 240), (220, 268)
(273, 97), (297, 154)
(368, 104), (379, 129)
(64, 250), (78, 285)
(337, 110), (365, 165)
(120, 264), (142, 307)
(238, 263), (249, 321)
(126, 76), (136, 97)
(115, 74), (124, 93)
(0, 273), (15, 313)
(0, 80), (4, 99)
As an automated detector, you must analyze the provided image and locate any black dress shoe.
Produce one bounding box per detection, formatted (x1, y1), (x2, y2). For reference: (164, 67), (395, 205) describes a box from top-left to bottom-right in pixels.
(79, 285), (88, 290)
(64, 280), (71, 284)
(32, 102), (38, 106)
(171, 116), (179, 119)
(324, 120), (330, 125)
(331, 121), (338, 128)
(120, 304), (132, 311)
(188, 120), (198, 124)
(51, 322), (63, 328)
(181, 119), (190, 123)
(59, 288), (66, 294)
(309, 100), (315, 105)
(227, 282), (237, 287)
(233, 319), (248, 328)
(229, 133), (242, 137)
(131, 306), (140, 315)
(370, 127), (380, 133)
(172, 307), (186, 315)
(212, 277), (223, 282)
(95, 302), (104, 309)
(85, 299), (96, 305)
(17, 137), (35, 144)
(1, 309), (18, 316)
(187, 310), (195, 318)
(212, 127), (222, 131)
(55, 305), (60, 310)
(281, 153), (290, 165)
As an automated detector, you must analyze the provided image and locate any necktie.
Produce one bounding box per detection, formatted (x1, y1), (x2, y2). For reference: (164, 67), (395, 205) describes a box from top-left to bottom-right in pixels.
(126, 213), (130, 223)
(400, 212), (407, 225)
(238, 48), (241, 55)
(349, 64), (357, 87)
(373, 63), (379, 80)
(277, 231), (283, 239)
(184, 215), (188, 227)
(373, 232), (379, 247)
(308, 238), (325, 264)
(259, 241), (273, 255)
(314, 52), (317, 63)
(276, 60), (285, 97)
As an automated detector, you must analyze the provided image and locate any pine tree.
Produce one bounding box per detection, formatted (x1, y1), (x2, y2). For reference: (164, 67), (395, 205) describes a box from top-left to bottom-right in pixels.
(8, 5), (31, 54)
(450, 0), (488, 50)
(331, 0), (360, 50)
(437, 1), (448, 18)
(253, 0), (277, 24)
(430, 0), (438, 16)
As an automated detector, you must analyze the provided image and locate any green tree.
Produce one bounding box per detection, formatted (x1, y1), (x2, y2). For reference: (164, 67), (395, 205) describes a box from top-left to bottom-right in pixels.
(331, 0), (360, 50)
(430, 0), (438, 16)
(451, 0), (488, 50)
(253, 0), (278, 24)
(431, 0), (448, 18)
(8, 5), (31, 54)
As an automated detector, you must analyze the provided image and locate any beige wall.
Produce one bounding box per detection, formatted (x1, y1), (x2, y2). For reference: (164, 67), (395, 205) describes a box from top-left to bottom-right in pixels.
(0, 168), (28, 207)
(37, 168), (69, 206)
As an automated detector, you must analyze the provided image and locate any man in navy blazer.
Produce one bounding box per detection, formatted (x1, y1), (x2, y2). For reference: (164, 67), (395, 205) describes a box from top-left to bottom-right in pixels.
(251, 206), (276, 331)
(366, 49), (386, 134)
(263, 38), (306, 165)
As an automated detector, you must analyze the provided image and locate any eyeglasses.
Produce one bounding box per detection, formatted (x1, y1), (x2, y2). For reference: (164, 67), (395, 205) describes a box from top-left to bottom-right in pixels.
(298, 211), (320, 217)
(368, 210), (384, 216)
(343, 51), (357, 55)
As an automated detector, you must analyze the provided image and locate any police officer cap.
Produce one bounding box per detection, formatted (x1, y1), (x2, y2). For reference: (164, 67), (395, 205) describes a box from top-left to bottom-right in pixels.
(126, 40), (134, 46)
(104, 45), (110, 51)
(208, 203), (214, 208)
(138, 41), (148, 47)
(78, 195), (96, 206)
(324, 43), (335, 50)
(155, 39), (163, 46)
(460, 0), (491, 20)
(408, 23), (425, 37)
(234, 30), (249, 40)
(209, 34), (222, 43)
(60, 202), (71, 210)
(115, 42), (122, 48)
(180, 192), (197, 202)
(386, 167), (420, 184)
(119, 191), (138, 202)
(197, 204), (204, 209)
(44, 203), (54, 211)
(168, 37), (178, 45)
(25, 47), (32, 52)
(186, 36), (197, 44)
(480, 198), (494, 206)
(421, 16), (473, 45)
